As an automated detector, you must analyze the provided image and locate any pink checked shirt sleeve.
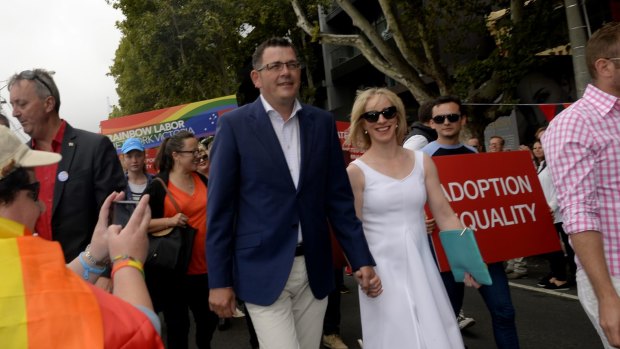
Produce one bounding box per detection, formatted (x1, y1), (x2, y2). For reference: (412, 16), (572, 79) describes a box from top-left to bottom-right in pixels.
(542, 84), (620, 276)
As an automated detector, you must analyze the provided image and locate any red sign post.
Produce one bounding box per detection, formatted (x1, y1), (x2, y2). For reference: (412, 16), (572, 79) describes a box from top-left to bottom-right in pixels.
(429, 151), (561, 271)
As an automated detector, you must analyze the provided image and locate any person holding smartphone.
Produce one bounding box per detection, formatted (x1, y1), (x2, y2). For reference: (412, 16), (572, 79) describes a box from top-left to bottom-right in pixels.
(0, 125), (163, 348)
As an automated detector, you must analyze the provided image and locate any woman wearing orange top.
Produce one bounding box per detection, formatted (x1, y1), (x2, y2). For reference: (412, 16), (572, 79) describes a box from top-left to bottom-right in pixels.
(145, 130), (217, 349)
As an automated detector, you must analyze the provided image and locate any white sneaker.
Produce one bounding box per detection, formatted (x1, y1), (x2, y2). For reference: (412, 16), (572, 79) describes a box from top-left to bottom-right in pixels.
(322, 334), (348, 349)
(457, 310), (476, 330)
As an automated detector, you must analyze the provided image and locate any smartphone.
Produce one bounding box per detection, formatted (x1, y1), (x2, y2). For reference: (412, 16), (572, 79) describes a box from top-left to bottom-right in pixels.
(110, 200), (138, 227)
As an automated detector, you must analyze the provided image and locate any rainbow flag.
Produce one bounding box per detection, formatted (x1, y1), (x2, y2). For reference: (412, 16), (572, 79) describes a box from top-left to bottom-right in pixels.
(0, 217), (104, 348)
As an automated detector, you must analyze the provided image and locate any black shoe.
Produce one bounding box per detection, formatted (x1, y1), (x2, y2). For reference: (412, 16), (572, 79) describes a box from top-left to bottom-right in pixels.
(544, 282), (570, 291)
(537, 277), (551, 287)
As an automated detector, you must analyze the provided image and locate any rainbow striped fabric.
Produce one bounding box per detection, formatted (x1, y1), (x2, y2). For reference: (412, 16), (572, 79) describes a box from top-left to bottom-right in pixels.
(0, 217), (104, 348)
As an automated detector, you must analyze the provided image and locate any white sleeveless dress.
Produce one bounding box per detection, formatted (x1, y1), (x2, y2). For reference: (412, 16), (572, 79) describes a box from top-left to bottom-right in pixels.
(353, 151), (464, 349)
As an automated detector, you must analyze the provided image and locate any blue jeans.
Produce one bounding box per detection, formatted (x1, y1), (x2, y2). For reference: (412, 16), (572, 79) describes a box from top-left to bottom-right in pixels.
(441, 262), (520, 349)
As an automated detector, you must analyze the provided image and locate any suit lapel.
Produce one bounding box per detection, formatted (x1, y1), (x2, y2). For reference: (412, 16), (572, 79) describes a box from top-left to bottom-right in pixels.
(297, 107), (314, 193)
(52, 125), (77, 215)
(248, 100), (296, 189)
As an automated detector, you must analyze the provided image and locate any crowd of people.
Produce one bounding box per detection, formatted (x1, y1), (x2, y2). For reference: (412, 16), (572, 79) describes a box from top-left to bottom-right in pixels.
(1, 22), (619, 349)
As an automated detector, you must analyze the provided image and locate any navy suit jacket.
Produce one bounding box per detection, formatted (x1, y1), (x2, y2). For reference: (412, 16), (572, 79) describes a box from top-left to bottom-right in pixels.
(206, 98), (375, 306)
(33, 122), (126, 261)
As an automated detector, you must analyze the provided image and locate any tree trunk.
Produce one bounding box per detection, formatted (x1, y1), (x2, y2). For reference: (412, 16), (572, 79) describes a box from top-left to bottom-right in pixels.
(564, 0), (590, 97)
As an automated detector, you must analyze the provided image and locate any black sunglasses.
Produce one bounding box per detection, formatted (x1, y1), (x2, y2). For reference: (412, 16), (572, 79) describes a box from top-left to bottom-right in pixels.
(431, 113), (461, 124)
(198, 154), (209, 163)
(19, 70), (54, 96)
(19, 181), (40, 202)
(360, 106), (398, 123)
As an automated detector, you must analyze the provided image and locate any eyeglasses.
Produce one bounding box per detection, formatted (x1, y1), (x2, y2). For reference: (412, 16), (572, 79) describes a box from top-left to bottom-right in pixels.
(19, 70), (54, 96)
(360, 106), (398, 123)
(256, 61), (303, 72)
(431, 113), (461, 124)
(19, 181), (40, 202)
(198, 154), (209, 163)
(176, 149), (200, 156)
(604, 57), (620, 61)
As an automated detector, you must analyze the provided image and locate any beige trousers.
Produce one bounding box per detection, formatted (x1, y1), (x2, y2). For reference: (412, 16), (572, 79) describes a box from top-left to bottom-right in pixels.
(246, 256), (328, 349)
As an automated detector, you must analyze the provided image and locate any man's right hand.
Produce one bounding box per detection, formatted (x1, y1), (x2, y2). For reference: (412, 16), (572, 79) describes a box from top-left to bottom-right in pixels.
(209, 287), (237, 318)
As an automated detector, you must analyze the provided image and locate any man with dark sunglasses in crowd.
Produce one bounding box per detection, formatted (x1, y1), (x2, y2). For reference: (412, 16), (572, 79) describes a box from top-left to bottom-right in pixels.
(8, 69), (125, 290)
(422, 95), (520, 349)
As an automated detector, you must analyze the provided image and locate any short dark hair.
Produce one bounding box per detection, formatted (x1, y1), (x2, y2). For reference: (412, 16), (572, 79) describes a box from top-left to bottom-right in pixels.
(490, 135), (505, 146)
(252, 37), (297, 69)
(431, 95), (463, 115)
(0, 113), (9, 128)
(0, 167), (30, 206)
(586, 22), (620, 79)
(417, 101), (434, 123)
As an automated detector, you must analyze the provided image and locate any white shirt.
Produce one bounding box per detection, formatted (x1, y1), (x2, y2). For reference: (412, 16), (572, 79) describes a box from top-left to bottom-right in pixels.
(403, 135), (429, 151)
(260, 95), (303, 243)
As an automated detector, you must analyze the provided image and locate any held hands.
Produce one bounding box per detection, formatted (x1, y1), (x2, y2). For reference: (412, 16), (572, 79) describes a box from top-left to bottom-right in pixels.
(356, 266), (383, 297)
(209, 288), (237, 318)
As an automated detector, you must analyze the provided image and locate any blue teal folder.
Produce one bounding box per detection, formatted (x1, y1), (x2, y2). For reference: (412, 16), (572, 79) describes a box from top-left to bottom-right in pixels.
(439, 228), (493, 286)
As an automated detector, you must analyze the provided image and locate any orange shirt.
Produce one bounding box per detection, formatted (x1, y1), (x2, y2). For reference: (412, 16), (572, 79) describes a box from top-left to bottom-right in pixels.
(164, 172), (208, 275)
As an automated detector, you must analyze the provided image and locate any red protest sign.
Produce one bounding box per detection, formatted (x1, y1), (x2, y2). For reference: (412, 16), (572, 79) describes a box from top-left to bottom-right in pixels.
(428, 151), (561, 271)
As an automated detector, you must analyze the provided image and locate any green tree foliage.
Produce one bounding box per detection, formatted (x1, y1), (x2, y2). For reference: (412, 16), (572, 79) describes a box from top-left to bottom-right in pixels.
(292, 0), (567, 124)
(107, 0), (325, 117)
(108, 0), (245, 116)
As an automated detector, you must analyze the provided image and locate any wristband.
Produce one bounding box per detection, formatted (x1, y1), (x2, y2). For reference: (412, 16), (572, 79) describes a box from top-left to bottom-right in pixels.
(78, 252), (108, 280)
(112, 259), (145, 279)
(111, 254), (137, 263)
(84, 244), (109, 267)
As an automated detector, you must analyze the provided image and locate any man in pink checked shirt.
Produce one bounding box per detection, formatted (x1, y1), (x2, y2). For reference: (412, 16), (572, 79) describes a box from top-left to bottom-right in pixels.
(542, 22), (620, 349)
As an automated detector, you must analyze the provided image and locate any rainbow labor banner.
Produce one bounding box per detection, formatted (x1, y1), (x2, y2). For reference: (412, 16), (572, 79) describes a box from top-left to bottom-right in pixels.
(100, 95), (238, 152)
(0, 218), (103, 348)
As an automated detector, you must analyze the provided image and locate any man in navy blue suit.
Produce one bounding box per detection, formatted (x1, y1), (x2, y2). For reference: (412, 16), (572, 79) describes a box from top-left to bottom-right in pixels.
(207, 37), (382, 349)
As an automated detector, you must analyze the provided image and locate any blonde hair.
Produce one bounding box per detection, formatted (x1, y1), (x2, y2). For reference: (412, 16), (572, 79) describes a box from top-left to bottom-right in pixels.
(345, 88), (407, 150)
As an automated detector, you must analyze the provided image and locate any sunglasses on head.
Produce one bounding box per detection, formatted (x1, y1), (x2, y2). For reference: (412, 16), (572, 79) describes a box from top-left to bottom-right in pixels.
(431, 113), (461, 124)
(360, 106), (398, 123)
(19, 181), (40, 202)
(19, 70), (53, 96)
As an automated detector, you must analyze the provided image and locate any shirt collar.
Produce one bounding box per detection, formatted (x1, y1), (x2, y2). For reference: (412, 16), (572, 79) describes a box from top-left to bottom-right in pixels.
(259, 95), (302, 121)
(31, 120), (67, 152)
(584, 84), (620, 118)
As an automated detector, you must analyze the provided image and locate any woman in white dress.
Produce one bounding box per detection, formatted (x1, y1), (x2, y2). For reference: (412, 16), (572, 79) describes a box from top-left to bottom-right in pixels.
(346, 88), (471, 349)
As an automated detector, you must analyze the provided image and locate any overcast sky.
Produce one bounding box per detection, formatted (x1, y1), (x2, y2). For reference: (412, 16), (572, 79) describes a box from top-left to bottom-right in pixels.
(1, 0), (124, 137)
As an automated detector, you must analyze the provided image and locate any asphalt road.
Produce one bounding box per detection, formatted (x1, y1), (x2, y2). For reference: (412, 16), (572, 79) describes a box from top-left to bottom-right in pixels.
(187, 256), (603, 348)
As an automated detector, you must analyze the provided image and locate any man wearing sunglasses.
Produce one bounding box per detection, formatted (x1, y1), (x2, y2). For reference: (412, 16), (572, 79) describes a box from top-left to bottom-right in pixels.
(8, 69), (126, 273)
(207, 37), (380, 349)
(422, 96), (520, 349)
